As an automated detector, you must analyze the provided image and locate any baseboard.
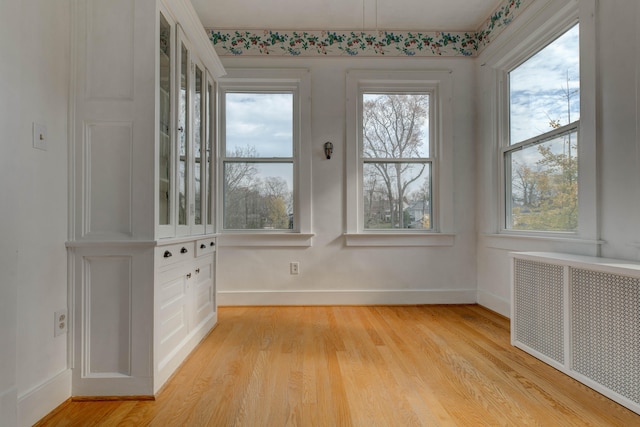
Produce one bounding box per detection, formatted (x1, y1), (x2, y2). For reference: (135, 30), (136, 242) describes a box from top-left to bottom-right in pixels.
(218, 289), (477, 306)
(0, 387), (18, 427)
(18, 369), (71, 427)
(476, 290), (510, 318)
(155, 314), (218, 393)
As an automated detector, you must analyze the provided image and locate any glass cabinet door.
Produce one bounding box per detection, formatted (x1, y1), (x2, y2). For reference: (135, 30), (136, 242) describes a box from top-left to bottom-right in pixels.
(176, 28), (190, 235)
(158, 12), (174, 237)
(192, 60), (206, 234)
(205, 73), (215, 234)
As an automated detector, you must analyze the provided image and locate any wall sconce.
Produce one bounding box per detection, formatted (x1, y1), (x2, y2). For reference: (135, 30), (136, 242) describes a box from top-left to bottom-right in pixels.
(324, 141), (334, 159)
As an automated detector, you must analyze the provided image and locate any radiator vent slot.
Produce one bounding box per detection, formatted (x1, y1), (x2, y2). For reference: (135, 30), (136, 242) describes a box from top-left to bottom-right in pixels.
(513, 259), (565, 364)
(571, 268), (640, 406)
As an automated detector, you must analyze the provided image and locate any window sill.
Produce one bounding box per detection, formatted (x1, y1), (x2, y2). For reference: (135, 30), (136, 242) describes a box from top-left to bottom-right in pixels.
(344, 233), (455, 247)
(480, 233), (604, 251)
(218, 232), (314, 247)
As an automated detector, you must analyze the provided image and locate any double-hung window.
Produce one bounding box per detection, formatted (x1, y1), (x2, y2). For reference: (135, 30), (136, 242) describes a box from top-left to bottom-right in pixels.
(504, 24), (581, 232)
(346, 70), (454, 246)
(218, 69), (312, 243)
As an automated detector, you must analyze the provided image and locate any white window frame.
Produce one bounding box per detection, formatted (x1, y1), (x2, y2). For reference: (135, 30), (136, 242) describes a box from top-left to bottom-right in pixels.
(345, 70), (455, 247)
(217, 69), (313, 247)
(493, 0), (597, 243)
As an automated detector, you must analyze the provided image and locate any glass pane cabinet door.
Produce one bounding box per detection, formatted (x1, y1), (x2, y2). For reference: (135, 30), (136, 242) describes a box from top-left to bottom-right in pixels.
(158, 13), (172, 227)
(178, 40), (189, 228)
(206, 78), (214, 231)
(194, 64), (204, 228)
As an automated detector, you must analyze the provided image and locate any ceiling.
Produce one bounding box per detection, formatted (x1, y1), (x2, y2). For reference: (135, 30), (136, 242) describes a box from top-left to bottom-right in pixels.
(191, 0), (505, 32)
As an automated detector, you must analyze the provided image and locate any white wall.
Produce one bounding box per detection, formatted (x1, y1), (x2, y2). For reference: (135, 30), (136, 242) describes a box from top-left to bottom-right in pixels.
(216, 56), (478, 305)
(0, 0), (21, 424)
(476, 0), (640, 317)
(0, 0), (71, 425)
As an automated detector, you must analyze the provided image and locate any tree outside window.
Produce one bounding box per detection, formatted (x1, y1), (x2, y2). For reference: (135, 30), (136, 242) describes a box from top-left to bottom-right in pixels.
(505, 23), (580, 232)
(222, 92), (294, 230)
(362, 93), (432, 230)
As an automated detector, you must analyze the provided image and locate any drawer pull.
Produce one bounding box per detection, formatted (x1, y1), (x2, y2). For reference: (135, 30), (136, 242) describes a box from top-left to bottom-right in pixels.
(186, 273), (192, 279)
(195, 268), (200, 274)
(163, 250), (172, 258)
(200, 244), (206, 249)
(180, 247), (188, 254)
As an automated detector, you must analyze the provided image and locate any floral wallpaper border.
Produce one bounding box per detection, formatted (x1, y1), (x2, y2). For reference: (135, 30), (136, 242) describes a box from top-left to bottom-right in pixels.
(207, 0), (529, 57)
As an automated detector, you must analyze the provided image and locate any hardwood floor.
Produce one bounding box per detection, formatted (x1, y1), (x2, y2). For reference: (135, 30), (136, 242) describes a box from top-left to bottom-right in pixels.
(38, 305), (640, 426)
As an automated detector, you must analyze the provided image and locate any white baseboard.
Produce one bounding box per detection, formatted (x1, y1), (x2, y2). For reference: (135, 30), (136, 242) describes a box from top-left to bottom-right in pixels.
(476, 290), (510, 318)
(18, 369), (71, 427)
(155, 314), (218, 394)
(0, 386), (18, 427)
(218, 289), (477, 306)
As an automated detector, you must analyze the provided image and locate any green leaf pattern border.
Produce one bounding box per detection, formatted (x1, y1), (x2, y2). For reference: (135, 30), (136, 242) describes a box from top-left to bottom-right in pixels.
(207, 0), (527, 57)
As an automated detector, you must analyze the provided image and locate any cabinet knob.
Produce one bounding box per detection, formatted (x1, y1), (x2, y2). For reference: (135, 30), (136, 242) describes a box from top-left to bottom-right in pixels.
(178, 126), (184, 133)
(186, 273), (192, 279)
(163, 250), (172, 258)
(195, 268), (200, 274)
(210, 242), (215, 247)
(180, 247), (188, 254)
(200, 244), (206, 249)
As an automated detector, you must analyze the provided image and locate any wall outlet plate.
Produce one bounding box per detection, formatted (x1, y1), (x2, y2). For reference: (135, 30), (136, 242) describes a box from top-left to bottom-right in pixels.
(33, 122), (47, 151)
(290, 262), (300, 275)
(54, 309), (68, 337)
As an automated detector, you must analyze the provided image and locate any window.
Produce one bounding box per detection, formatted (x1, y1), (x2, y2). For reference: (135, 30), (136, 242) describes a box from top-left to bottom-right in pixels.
(362, 93), (432, 230)
(504, 24), (580, 232)
(218, 69), (312, 243)
(346, 70), (454, 246)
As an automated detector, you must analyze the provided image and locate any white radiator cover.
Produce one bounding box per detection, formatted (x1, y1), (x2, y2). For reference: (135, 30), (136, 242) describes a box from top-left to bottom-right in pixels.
(511, 252), (640, 415)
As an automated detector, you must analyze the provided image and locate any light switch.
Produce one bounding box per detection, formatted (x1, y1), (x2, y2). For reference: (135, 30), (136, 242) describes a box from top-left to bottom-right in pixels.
(33, 122), (47, 151)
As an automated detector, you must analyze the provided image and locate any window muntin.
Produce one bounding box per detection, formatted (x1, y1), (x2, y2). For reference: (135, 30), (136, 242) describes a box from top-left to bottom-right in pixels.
(222, 91), (295, 231)
(361, 92), (433, 231)
(505, 23), (580, 232)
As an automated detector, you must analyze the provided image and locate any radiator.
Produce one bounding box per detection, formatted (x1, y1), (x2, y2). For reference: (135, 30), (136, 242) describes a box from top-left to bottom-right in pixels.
(511, 252), (640, 415)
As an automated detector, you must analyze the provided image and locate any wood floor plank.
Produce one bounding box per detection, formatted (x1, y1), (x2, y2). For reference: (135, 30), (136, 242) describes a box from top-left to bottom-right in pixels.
(37, 305), (640, 426)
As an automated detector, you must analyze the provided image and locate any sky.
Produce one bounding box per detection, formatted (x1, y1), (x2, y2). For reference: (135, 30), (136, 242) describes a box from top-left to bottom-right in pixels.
(224, 92), (294, 192)
(509, 23), (580, 145)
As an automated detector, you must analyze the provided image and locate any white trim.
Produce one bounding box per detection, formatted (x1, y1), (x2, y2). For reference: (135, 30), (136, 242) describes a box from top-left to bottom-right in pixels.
(344, 232), (454, 247)
(218, 289), (477, 306)
(218, 232), (314, 247)
(17, 369), (71, 427)
(486, 0), (597, 242)
(345, 69), (454, 236)
(476, 290), (510, 318)
(165, 0), (225, 78)
(155, 314), (217, 393)
(217, 68), (312, 238)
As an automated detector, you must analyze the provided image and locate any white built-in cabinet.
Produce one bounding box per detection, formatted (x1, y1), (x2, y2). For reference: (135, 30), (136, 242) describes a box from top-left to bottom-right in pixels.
(67, 0), (224, 396)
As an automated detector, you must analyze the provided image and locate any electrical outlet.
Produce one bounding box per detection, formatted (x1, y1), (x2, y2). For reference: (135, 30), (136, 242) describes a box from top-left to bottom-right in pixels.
(54, 310), (68, 337)
(290, 262), (300, 275)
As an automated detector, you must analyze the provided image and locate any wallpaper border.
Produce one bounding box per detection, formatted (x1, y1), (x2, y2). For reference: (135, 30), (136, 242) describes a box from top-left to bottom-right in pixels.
(206, 0), (529, 57)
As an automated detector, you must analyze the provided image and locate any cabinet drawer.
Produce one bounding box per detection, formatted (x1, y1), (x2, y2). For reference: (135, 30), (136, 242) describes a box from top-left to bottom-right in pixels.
(156, 242), (194, 267)
(196, 238), (216, 257)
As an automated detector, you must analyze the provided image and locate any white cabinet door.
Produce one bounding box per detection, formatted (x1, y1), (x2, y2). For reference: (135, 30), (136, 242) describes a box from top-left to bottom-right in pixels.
(193, 255), (215, 328)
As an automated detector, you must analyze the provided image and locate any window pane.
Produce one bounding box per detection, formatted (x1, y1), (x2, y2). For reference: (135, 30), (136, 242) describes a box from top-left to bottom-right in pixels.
(225, 93), (293, 158)
(178, 42), (189, 225)
(224, 162), (293, 230)
(363, 94), (430, 158)
(363, 162), (431, 230)
(510, 24), (579, 144)
(506, 130), (578, 231)
(158, 13), (171, 225)
(194, 66), (203, 225)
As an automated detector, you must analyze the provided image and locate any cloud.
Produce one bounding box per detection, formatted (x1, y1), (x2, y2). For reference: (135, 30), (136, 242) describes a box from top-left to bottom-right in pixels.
(509, 24), (580, 144)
